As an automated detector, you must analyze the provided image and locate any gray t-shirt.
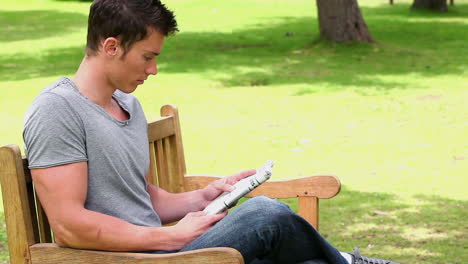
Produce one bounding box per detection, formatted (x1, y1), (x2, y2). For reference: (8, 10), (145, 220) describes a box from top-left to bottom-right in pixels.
(23, 77), (162, 227)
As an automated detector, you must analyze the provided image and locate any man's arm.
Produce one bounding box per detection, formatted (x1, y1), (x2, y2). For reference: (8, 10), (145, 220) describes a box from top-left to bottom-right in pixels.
(32, 162), (225, 251)
(147, 170), (256, 224)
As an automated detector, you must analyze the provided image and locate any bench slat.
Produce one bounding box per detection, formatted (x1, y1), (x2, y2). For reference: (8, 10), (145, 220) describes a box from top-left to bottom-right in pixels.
(184, 175), (341, 198)
(148, 116), (175, 141)
(30, 243), (244, 264)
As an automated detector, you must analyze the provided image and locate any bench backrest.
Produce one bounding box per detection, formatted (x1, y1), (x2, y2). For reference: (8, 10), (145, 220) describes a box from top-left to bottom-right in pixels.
(147, 105), (187, 193)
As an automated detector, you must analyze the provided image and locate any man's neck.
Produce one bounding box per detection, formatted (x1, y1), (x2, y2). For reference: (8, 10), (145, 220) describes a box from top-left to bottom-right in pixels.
(72, 57), (116, 109)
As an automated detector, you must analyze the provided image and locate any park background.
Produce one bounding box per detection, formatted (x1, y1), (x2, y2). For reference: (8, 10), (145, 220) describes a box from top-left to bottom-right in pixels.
(0, 0), (466, 263)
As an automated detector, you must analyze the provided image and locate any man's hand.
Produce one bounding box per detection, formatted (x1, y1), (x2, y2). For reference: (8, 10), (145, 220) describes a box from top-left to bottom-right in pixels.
(168, 211), (227, 250)
(147, 169), (254, 224)
(200, 169), (256, 207)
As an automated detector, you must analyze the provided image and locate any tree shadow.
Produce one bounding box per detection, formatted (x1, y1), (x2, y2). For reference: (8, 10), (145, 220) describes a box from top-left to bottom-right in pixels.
(316, 187), (467, 264)
(159, 8), (467, 92)
(0, 46), (84, 81)
(362, 2), (468, 18)
(0, 10), (87, 42)
(1, 4), (467, 91)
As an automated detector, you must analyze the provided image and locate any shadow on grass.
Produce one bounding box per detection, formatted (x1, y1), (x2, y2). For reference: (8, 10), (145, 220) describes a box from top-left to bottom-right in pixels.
(0, 10), (87, 42)
(315, 187), (467, 264)
(362, 2), (468, 18)
(1, 4), (467, 93)
(0, 46), (84, 81)
(160, 5), (468, 92)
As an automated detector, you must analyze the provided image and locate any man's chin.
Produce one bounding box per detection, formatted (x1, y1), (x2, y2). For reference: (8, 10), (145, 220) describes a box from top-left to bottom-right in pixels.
(119, 86), (138, 94)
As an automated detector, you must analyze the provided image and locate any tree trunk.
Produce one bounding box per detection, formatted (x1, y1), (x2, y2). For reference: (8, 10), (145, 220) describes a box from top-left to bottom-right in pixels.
(316, 0), (373, 43)
(411, 0), (448, 12)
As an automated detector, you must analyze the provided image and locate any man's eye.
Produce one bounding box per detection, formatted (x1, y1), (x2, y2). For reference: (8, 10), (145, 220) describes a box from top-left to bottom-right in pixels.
(144, 56), (152, 61)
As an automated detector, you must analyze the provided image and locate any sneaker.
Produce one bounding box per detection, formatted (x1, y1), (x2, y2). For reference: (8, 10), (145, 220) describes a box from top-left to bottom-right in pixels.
(348, 247), (400, 264)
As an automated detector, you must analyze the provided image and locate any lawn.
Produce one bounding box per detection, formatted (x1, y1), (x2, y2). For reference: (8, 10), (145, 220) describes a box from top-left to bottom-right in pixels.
(0, 0), (467, 263)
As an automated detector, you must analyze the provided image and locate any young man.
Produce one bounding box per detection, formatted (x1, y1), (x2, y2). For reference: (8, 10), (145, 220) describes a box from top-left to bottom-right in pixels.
(23, 0), (398, 263)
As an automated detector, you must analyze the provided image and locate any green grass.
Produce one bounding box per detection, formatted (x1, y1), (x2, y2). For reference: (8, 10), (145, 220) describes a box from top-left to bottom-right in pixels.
(0, 0), (467, 263)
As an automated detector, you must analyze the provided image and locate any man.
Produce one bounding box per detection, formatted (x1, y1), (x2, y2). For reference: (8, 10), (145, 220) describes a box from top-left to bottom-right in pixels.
(23, 0), (398, 263)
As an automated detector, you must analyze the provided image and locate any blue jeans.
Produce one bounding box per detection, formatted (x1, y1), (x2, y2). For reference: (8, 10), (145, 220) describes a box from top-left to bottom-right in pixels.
(157, 196), (348, 264)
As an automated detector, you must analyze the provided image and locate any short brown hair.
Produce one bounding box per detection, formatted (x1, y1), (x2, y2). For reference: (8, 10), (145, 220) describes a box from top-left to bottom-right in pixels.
(86, 0), (178, 56)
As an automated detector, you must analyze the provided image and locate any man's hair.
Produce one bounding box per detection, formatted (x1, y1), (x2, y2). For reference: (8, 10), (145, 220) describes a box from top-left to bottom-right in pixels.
(86, 0), (178, 56)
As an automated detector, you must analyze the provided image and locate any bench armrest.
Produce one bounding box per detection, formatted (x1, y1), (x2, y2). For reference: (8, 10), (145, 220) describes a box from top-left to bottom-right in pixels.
(30, 243), (244, 264)
(184, 175), (341, 199)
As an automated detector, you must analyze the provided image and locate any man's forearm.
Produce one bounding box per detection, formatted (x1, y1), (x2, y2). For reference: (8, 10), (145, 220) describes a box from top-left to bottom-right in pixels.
(147, 184), (207, 224)
(52, 206), (185, 251)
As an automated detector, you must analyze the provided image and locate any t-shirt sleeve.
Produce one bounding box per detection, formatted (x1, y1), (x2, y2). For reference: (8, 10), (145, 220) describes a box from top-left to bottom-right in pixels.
(23, 92), (88, 169)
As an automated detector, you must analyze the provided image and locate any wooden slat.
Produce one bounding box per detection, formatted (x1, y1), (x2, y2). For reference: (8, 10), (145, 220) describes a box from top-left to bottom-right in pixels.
(161, 105), (187, 178)
(35, 193), (52, 243)
(184, 175), (341, 199)
(22, 157), (42, 243)
(30, 243), (244, 264)
(169, 135), (185, 193)
(298, 196), (319, 230)
(0, 145), (36, 264)
(26, 183), (40, 244)
(22, 158), (32, 183)
(162, 137), (175, 192)
(148, 116), (175, 142)
(148, 143), (158, 186)
(163, 136), (185, 193)
(155, 139), (169, 190)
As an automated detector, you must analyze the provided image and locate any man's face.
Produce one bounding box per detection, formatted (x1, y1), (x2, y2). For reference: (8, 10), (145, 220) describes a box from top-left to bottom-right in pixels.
(108, 29), (165, 93)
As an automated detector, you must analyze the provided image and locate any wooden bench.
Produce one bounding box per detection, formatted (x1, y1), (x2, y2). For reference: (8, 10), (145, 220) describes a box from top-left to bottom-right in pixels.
(0, 104), (341, 264)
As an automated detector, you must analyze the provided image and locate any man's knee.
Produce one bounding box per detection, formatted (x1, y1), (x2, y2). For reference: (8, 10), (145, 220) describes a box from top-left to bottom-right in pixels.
(236, 196), (293, 221)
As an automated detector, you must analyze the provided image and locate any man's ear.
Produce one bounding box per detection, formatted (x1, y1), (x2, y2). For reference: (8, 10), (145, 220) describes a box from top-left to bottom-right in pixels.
(101, 37), (121, 57)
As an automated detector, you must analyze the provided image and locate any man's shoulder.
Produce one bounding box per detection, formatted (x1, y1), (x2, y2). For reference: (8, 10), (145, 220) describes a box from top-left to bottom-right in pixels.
(37, 77), (79, 102)
(29, 77), (86, 115)
(25, 77), (81, 123)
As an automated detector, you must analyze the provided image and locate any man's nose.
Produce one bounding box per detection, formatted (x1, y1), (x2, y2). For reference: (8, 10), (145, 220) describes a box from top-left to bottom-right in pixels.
(146, 61), (157, 75)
